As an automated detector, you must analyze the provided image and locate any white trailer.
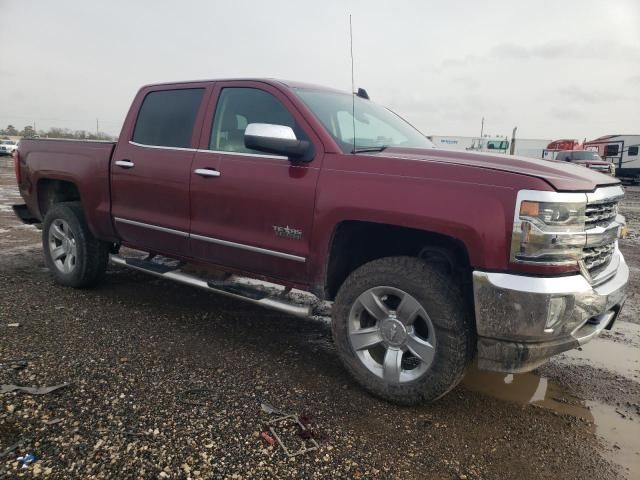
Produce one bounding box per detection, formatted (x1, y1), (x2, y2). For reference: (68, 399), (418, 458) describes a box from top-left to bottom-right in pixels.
(429, 135), (550, 159)
(584, 135), (640, 181)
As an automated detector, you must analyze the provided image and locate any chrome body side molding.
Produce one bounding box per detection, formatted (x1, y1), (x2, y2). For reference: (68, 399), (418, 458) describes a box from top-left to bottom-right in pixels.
(113, 217), (305, 262)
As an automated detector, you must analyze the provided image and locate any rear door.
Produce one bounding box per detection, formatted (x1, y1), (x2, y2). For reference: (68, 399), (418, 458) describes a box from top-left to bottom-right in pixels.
(189, 81), (323, 284)
(111, 84), (210, 255)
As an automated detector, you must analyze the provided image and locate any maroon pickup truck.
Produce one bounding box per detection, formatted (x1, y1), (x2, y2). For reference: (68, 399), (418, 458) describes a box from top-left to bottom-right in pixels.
(12, 79), (629, 404)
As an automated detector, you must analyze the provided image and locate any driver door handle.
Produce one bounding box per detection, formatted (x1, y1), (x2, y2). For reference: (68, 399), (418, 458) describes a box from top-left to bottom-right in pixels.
(194, 168), (221, 178)
(115, 159), (135, 169)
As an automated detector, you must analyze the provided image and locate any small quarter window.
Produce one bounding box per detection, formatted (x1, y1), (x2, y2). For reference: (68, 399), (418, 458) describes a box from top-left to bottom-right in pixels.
(132, 88), (204, 148)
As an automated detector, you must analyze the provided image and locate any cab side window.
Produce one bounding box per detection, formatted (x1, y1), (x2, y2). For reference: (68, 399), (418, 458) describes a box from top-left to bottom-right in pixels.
(210, 88), (306, 154)
(132, 88), (204, 148)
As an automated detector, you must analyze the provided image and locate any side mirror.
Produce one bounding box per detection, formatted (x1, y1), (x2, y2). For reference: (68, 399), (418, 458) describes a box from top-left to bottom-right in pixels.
(244, 123), (311, 161)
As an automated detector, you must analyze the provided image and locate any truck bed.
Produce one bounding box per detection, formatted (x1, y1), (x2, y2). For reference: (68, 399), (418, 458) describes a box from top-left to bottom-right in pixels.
(17, 138), (117, 240)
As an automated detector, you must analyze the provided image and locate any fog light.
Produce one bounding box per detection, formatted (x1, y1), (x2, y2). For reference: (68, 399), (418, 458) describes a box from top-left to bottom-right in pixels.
(544, 297), (567, 332)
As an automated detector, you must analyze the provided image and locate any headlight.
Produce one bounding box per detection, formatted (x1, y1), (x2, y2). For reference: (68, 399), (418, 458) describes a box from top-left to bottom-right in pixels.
(511, 191), (586, 266)
(519, 201), (585, 231)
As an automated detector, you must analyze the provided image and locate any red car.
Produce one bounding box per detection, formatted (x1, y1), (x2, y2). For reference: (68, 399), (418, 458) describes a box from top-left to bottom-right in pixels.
(12, 79), (628, 404)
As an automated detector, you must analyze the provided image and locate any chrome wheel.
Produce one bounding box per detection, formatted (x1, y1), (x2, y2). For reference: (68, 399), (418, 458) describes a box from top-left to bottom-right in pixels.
(348, 286), (436, 384)
(48, 219), (77, 274)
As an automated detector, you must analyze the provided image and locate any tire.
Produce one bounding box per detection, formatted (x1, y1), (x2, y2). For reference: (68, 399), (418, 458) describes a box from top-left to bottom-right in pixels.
(42, 202), (109, 288)
(332, 256), (474, 405)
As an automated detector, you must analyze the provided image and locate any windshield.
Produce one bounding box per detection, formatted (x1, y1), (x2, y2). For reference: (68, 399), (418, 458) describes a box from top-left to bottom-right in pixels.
(295, 89), (433, 153)
(571, 151), (603, 161)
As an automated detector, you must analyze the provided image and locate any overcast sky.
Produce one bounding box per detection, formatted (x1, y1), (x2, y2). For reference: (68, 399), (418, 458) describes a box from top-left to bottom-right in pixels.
(1, 0), (638, 140)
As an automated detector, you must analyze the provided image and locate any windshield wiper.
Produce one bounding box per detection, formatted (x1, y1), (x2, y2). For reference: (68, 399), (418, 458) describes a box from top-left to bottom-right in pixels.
(352, 145), (388, 154)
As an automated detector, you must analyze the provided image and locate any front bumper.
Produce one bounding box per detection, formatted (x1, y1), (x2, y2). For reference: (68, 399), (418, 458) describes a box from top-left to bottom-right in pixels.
(472, 250), (628, 372)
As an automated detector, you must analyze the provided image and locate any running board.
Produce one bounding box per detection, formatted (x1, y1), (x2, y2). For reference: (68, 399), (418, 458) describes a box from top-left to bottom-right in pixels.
(109, 254), (312, 318)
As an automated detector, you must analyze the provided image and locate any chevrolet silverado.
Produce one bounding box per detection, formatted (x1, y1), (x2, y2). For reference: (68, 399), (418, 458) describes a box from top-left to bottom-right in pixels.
(12, 79), (628, 404)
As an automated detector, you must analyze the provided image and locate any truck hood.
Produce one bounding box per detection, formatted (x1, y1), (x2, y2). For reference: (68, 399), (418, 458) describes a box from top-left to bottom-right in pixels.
(381, 147), (619, 192)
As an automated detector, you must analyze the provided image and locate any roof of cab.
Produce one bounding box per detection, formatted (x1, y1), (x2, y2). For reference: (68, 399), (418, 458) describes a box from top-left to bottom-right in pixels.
(140, 78), (347, 94)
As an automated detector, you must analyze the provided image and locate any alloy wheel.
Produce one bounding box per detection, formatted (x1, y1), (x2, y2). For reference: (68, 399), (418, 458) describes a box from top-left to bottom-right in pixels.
(348, 286), (436, 384)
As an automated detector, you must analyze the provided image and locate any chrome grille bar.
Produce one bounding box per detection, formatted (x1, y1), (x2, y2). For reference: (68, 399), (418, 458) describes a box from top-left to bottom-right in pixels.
(582, 191), (622, 278)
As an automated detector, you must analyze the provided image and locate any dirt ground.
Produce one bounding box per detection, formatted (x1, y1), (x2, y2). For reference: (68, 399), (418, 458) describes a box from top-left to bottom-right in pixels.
(1, 157), (638, 479)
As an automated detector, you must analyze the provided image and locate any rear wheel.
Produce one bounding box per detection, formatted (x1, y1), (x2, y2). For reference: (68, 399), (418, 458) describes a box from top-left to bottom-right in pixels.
(332, 256), (474, 404)
(42, 202), (109, 288)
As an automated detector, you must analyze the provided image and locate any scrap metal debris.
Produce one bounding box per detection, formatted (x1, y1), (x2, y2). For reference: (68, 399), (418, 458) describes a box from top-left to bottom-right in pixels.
(260, 431), (276, 446)
(297, 414), (315, 439)
(17, 453), (37, 468)
(259, 402), (320, 456)
(7, 323), (20, 327)
(267, 414), (320, 457)
(261, 402), (286, 416)
(43, 418), (64, 425)
(0, 383), (70, 395)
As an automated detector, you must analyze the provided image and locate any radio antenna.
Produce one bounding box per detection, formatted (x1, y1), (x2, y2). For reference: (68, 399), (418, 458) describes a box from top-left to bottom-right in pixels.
(350, 14), (356, 153)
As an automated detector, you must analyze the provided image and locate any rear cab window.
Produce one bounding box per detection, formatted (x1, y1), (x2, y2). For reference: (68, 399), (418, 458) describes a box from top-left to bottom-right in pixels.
(132, 88), (204, 148)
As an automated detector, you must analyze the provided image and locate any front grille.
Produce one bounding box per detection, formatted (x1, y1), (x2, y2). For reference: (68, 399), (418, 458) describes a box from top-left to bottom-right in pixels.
(585, 200), (618, 228)
(583, 195), (621, 278)
(582, 242), (615, 277)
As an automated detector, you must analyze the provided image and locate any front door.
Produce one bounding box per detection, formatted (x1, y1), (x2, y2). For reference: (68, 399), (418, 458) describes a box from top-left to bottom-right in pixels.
(189, 82), (323, 284)
(111, 85), (208, 255)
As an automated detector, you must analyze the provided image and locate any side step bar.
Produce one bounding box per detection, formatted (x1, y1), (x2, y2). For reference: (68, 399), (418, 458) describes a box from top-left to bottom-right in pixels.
(109, 254), (312, 318)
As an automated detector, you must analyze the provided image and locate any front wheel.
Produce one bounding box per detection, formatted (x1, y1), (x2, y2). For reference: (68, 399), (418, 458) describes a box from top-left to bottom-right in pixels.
(42, 202), (109, 288)
(332, 256), (474, 405)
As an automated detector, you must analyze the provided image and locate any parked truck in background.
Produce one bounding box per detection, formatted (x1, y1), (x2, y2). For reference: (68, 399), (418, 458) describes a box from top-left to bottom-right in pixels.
(555, 150), (616, 176)
(0, 139), (18, 156)
(584, 134), (640, 183)
(12, 79), (629, 404)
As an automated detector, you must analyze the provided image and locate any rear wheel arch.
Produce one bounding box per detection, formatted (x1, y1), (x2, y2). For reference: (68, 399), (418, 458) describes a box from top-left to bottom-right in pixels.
(36, 178), (81, 219)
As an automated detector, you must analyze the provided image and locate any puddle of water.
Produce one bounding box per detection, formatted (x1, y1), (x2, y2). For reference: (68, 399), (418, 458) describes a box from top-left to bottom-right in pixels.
(461, 323), (640, 476)
(463, 366), (640, 478)
(588, 401), (640, 479)
(463, 366), (592, 419)
(560, 339), (640, 381)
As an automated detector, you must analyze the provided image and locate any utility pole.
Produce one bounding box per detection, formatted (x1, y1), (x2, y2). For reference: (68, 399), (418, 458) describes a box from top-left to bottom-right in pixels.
(480, 117), (484, 139)
(96, 118), (99, 136)
(510, 126), (517, 155)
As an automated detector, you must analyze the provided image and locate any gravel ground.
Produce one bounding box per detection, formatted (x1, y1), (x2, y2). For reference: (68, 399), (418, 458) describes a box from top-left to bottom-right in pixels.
(0, 157), (638, 479)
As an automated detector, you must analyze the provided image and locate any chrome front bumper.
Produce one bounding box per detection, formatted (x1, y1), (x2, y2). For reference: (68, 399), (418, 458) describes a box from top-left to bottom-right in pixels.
(472, 250), (628, 372)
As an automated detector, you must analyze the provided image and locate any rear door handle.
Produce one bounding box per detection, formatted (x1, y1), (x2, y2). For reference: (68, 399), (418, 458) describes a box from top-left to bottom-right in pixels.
(115, 160), (135, 169)
(194, 168), (221, 178)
